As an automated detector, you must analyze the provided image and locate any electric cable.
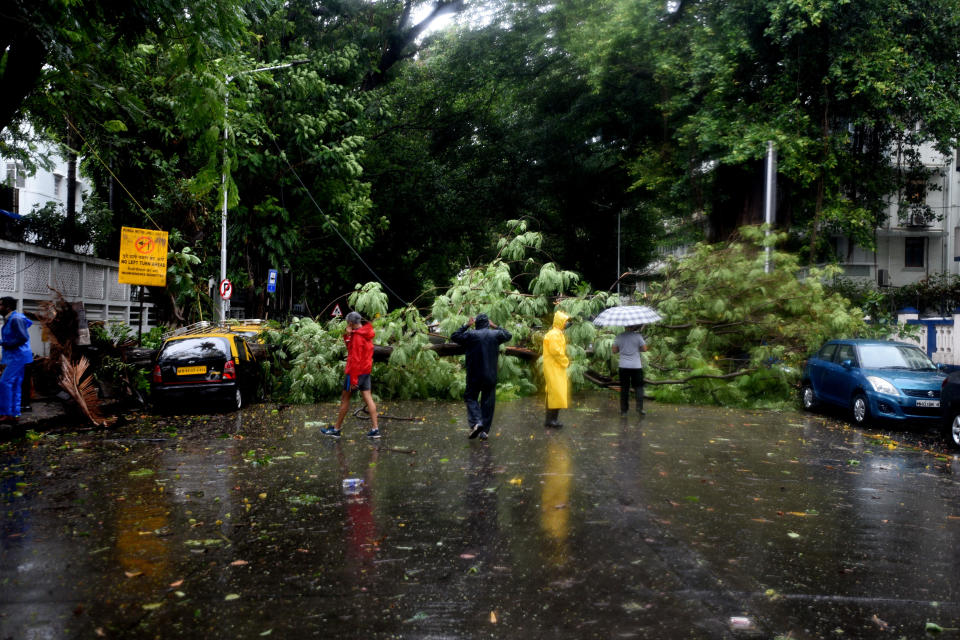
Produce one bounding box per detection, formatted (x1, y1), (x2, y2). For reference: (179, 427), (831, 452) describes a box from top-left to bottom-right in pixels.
(261, 121), (410, 307)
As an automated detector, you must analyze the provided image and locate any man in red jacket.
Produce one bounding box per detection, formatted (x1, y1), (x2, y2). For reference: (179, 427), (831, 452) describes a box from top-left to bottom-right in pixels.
(322, 311), (381, 438)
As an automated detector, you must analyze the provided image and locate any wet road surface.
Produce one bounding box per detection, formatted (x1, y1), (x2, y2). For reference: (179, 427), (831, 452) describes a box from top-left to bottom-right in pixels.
(2, 392), (960, 638)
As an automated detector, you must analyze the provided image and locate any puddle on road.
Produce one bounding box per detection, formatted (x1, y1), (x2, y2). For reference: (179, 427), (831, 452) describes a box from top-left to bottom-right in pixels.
(2, 393), (960, 638)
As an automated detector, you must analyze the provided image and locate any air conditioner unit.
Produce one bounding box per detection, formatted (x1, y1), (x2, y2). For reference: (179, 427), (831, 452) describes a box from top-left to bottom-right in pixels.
(907, 213), (928, 227)
(877, 268), (891, 287)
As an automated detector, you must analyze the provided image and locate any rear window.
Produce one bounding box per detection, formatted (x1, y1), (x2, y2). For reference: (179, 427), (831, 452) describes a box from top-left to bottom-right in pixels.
(159, 337), (231, 361)
(818, 343), (838, 361)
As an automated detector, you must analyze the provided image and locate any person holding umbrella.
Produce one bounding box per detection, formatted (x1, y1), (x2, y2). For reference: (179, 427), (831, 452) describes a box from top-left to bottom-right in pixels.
(612, 325), (648, 415)
(542, 309), (570, 428)
(593, 305), (661, 417)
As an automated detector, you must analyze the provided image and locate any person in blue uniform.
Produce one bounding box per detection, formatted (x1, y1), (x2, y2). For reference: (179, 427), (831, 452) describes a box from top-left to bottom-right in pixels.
(0, 297), (32, 422)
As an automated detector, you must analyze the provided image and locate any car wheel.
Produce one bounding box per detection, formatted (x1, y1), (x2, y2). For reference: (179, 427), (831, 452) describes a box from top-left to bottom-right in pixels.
(851, 393), (870, 425)
(800, 384), (818, 411)
(947, 414), (960, 449)
(232, 387), (243, 411)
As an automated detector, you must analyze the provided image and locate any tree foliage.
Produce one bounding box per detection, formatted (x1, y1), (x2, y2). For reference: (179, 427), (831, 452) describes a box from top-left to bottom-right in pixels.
(361, 0), (663, 300)
(267, 221), (616, 402)
(264, 224), (871, 409)
(582, 0), (960, 257)
(635, 226), (870, 408)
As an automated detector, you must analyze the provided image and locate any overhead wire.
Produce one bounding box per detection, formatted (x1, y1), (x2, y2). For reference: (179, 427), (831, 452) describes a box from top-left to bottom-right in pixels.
(61, 94), (409, 308)
(259, 117), (410, 307)
(64, 116), (161, 231)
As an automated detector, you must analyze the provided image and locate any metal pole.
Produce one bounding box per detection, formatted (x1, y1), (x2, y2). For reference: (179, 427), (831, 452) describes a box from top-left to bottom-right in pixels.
(220, 60), (308, 323)
(764, 141), (778, 273)
(220, 86), (230, 323)
(617, 210), (621, 297)
(138, 287), (144, 344)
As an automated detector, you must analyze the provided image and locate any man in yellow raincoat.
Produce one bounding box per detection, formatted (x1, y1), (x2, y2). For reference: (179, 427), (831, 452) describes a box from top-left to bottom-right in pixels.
(542, 310), (570, 428)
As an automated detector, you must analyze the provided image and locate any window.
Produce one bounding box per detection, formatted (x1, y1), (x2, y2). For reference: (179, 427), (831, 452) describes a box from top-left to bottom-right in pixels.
(5, 163), (25, 189)
(835, 344), (858, 366)
(818, 343), (838, 362)
(53, 174), (63, 198)
(0, 184), (18, 214)
(905, 237), (925, 268)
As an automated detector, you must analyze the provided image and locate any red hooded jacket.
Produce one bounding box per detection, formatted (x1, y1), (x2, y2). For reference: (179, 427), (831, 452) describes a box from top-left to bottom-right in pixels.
(344, 322), (375, 386)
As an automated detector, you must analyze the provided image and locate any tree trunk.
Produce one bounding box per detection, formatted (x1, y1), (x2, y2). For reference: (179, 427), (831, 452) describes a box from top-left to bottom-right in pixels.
(372, 343), (536, 362)
(64, 124), (78, 253)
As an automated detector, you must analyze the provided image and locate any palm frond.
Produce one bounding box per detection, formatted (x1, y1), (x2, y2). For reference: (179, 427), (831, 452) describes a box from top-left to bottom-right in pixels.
(59, 355), (112, 427)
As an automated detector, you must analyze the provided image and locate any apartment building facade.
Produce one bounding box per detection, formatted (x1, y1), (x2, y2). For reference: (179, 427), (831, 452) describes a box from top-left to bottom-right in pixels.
(834, 144), (958, 288)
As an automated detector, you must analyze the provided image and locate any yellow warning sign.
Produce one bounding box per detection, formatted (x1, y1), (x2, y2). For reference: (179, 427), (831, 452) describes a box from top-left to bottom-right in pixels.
(118, 226), (168, 286)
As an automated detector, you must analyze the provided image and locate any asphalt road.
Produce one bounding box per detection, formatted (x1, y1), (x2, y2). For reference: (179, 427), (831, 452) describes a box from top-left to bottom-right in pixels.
(2, 392), (959, 638)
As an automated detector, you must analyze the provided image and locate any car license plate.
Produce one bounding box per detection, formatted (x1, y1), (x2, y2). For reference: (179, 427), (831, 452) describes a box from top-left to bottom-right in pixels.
(916, 399), (939, 408)
(177, 365), (207, 376)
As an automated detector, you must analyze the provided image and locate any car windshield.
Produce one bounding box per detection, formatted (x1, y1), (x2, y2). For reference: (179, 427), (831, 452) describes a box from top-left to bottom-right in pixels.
(160, 337), (230, 361)
(857, 344), (937, 371)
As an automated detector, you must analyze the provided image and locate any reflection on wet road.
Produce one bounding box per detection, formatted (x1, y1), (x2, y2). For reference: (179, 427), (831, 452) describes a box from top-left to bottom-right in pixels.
(2, 392), (960, 638)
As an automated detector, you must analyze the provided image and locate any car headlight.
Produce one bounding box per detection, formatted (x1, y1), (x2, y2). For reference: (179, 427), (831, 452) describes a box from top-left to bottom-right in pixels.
(866, 376), (899, 396)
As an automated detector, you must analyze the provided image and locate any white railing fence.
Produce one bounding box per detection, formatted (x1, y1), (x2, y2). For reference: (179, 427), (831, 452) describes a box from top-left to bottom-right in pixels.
(0, 239), (158, 357)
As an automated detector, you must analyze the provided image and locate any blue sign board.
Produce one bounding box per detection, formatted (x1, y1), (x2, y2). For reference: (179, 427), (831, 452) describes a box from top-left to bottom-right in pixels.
(267, 268), (278, 293)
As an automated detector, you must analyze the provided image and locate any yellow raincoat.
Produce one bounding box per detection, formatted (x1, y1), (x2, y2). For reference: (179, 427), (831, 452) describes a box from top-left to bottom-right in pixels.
(542, 310), (570, 409)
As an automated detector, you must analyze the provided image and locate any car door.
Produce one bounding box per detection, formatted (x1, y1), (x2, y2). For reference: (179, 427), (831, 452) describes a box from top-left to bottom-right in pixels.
(808, 343), (838, 404)
(824, 343), (860, 407)
(233, 336), (257, 399)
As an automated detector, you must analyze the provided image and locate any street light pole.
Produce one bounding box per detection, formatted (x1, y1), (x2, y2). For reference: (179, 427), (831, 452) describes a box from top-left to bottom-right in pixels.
(763, 140), (778, 274)
(220, 60), (308, 322)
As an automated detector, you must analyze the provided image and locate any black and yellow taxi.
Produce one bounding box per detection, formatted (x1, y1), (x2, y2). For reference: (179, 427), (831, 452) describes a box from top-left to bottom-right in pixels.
(151, 326), (261, 411)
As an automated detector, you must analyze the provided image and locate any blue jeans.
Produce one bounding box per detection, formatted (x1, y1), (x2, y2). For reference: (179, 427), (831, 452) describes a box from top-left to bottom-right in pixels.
(464, 379), (496, 433)
(0, 360), (26, 417)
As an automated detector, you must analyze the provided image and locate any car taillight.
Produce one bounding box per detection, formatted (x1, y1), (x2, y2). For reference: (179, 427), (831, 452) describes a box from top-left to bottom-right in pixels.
(223, 359), (236, 380)
(152, 364), (162, 383)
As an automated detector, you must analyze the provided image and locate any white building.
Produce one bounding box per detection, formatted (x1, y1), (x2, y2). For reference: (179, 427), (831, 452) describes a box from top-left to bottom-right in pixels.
(2, 144), (89, 218)
(833, 144), (958, 287)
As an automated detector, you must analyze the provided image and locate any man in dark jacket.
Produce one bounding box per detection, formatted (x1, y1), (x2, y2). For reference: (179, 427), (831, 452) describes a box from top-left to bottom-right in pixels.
(451, 313), (511, 440)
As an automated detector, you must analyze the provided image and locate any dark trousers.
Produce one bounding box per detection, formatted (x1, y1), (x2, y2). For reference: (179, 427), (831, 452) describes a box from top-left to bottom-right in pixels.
(464, 379), (496, 432)
(619, 367), (644, 413)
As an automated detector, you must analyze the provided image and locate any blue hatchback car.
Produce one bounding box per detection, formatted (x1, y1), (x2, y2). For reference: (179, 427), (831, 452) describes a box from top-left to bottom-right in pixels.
(800, 339), (945, 425)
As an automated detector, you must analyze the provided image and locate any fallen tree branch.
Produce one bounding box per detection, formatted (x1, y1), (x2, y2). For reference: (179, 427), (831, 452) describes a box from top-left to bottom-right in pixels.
(373, 343), (537, 362)
(585, 367), (757, 387)
(645, 368), (757, 385)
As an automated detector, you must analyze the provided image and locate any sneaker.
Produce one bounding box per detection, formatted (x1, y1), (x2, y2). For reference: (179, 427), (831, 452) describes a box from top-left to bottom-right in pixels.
(367, 428), (381, 438)
(478, 431), (488, 440)
(320, 426), (342, 438)
(468, 424), (482, 439)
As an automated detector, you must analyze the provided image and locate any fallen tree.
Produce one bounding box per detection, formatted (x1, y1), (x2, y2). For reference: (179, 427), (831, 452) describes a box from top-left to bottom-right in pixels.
(257, 224), (877, 408)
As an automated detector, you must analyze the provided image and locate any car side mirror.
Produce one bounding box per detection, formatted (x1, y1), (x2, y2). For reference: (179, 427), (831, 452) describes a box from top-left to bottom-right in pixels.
(841, 359), (853, 369)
